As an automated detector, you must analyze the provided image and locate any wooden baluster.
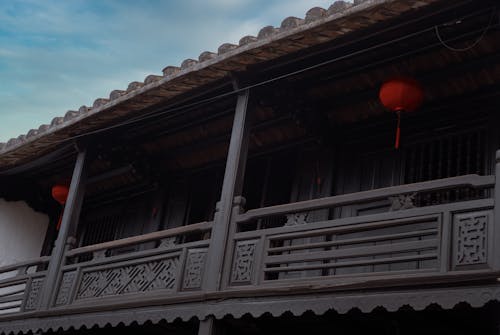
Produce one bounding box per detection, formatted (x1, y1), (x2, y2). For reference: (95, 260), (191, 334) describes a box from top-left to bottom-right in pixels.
(427, 141), (434, 204)
(477, 131), (484, 198)
(456, 135), (463, 200)
(465, 132), (472, 200)
(446, 137), (453, 202)
(437, 138), (444, 204)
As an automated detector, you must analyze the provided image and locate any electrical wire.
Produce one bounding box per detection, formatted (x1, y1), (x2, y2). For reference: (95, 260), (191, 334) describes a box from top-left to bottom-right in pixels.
(435, 9), (496, 52)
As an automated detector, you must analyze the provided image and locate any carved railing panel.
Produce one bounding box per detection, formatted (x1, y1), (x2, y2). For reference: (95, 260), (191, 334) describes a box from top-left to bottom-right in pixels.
(231, 240), (259, 285)
(55, 221), (212, 308)
(452, 210), (493, 269)
(182, 249), (208, 290)
(76, 256), (180, 300)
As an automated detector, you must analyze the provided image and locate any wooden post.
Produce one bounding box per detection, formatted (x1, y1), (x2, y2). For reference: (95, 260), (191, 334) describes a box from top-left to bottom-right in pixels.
(493, 149), (500, 270)
(204, 87), (251, 291)
(38, 148), (89, 309)
(198, 317), (216, 335)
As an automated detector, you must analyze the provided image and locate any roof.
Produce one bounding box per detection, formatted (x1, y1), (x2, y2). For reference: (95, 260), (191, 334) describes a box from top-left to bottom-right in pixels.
(0, 0), (440, 169)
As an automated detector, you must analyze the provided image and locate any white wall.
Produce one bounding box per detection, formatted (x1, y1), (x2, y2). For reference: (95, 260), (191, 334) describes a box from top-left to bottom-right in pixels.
(0, 198), (49, 267)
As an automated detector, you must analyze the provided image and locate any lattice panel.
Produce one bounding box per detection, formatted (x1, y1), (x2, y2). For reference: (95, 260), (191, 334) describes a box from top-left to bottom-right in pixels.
(182, 249), (207, 290)
(24, 278), (44, 311)
(55, 271), (77, 306)
(76, 257), (179, 300)
(453, 211), (491, 268)
(231, 240), (259, 284)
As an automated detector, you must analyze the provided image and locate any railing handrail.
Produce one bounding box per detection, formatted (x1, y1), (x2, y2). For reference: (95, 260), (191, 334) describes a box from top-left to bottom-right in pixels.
(0, 256), (50, 274)
(237, 174), (495, 223)
(66, 221), (213, 257)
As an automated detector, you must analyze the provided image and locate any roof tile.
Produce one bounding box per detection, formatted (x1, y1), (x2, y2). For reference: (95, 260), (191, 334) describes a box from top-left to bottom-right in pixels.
(181, 58), (198, 69)
(281, 17), (304, 30)
(6, 138), (20, 147)
(162, 65), (181, 77)
(26, 129), (39, 138)
(38, 124), (50, 132)
(78, 105), (90, 114)
(258, 26), (279, 39)
(239, 35), (258, 46)
(328, 1), (353, 14)
(109, 90), (126, 100)
(199, 51), (217, 62)
(144, 75), (163, 85)
(64, 110), (79, 122)
(305, 7), (328, 23)
(127, 81), (144, 92)
(50, 116), (64, 127)
(218, 43), (238, 55)
(93, 98), (109, 108)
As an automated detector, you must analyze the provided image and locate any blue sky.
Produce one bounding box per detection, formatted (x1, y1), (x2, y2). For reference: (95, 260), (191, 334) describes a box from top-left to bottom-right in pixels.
(0, 0), (340, 142)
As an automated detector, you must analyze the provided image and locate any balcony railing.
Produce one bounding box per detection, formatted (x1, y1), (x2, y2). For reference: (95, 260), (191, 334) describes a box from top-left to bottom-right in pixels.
(56, 221), (212, 308)
(223, 174), (496, 291)
(0, 174), (497, 319)
(0, 257), (50, 315)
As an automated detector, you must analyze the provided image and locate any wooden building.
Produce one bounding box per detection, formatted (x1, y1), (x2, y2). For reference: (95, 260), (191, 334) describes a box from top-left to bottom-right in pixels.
(0, 0), (500, 333)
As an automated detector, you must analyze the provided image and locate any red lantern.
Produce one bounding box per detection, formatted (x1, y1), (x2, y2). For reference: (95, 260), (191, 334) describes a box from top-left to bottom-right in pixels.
(52, 185), (69, 205)
(379, 77), (424, 149)
(52, 185), (69, 230)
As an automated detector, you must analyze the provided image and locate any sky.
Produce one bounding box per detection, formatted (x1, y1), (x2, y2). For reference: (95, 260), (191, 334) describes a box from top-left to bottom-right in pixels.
(0, 0), (341, 142)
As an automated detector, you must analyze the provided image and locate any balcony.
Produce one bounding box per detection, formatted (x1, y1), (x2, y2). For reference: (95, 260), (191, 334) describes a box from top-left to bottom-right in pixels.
(1, 172), (497, 322)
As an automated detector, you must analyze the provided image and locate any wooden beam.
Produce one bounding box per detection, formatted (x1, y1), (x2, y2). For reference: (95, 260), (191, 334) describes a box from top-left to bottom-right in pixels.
(38, 148), (89, 309)
(203, 86), (252, 291)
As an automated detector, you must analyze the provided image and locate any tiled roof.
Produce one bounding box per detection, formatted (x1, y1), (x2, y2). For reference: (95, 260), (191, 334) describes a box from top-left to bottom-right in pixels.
(0, 0), (439, 168)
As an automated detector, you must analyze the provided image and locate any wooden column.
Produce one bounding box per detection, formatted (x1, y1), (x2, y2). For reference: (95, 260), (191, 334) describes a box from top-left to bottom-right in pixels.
(198, 317), (216, 335)
(39, 148), (89, 309)
(493, 149), (500, 270)
(204, 87), (251, 291)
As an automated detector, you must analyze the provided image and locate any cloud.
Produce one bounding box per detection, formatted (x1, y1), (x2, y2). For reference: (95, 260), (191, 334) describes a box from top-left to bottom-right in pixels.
(0, 0), (343, 141)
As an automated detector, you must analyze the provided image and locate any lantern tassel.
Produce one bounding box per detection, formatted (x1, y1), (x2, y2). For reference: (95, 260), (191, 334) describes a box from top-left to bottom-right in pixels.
(56, 209), (64, 230)
(395, 110), (401, 149)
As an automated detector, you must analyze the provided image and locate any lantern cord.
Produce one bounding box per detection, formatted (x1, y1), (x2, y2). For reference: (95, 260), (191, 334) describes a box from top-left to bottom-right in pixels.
(395, 110), (401, 150)
(435, 9), (496, 52)
(56, 212), (63, 230)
